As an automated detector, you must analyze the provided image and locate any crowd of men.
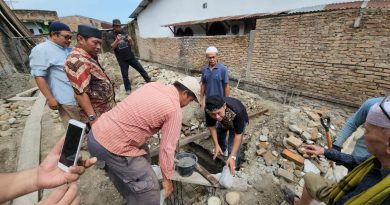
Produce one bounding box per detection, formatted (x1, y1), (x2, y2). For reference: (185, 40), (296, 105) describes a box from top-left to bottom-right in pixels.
(0, 20), (388, 205)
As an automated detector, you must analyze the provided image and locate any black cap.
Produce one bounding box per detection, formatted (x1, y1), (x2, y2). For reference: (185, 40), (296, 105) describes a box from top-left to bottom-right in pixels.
(205, 96), (225, 111)
(112, 19), (122, 26)
(77, 24), (102, 39)
(49, 22), (70, 33)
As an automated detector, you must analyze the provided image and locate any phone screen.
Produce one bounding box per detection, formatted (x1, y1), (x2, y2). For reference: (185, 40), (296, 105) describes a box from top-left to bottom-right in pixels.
(59, 123), (83, 167)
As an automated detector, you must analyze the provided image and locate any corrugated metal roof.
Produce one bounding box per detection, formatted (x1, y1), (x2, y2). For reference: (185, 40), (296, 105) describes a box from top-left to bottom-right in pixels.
(161, 0), (390, 28)
(129, 0), (152, 19)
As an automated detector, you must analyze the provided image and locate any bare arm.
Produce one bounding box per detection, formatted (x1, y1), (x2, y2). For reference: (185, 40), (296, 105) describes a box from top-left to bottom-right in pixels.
(0, 169), (38, 203)
(75, 93), (95, 122)
(199, 83), (206, 107)
(226, 133), (242, 175)
(209, 126), (223, 159)
(110, 34), (122, 49)
(34, 77), (59, 110)
(224, 83), (230, 97)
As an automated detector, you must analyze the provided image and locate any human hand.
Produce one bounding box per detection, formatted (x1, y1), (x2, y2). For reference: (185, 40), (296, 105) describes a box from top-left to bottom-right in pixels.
(116, 34), (122, 41)
(162, 178), (173, 197)
(38, 183), (80, 205)
(226, 157), (236, 176)
(48, 98), (60, 110)
(303, 144), (325, 156)
(127, 35), (132, 41)
(213, 146), (223, 160)
(35, 137), (97, 189)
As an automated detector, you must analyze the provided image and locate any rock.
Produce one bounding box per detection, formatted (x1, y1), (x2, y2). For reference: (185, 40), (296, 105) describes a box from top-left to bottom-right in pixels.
(256, 148), (267, 156)
(272, 151), (279, 157)
(286, 135), (303, 149)
(308, 120), (319, 127)
(226, 192), (240, 205)
(276, 168), (294, 182)
(261, 127), (269, 135)
(304, 159), (321, 174)
(263, 151), (275, 166)
(1, 124), (10, 131)
(190, 125), (199, 130)
(0, 121), (7, 126)
(294, 170), (304, 178)
(259, 135), (268, 142)
(0, 113), (10, 121)
(0, 128), (13, 137)
(1, 103), (11, 108)
(307, 111), (320, 121)
(306, 139), (315, 145)
(21, 111), (30, 116)
(257, 142), (268, 149)
(8, 118), (16, 124)
(299, 178), (305, 187)
(289, 124), (303, 134)
(207, 196), (221, 205)
(10, 104), (18, 110)
(300, 131), (312, 141)
(308, 128), (318, 140)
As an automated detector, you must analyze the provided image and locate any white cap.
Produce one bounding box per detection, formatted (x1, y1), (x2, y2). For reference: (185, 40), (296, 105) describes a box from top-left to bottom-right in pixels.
(177, 76), (200, 102)
(205, 46), (218, 54)
(367, 101), (390, 129)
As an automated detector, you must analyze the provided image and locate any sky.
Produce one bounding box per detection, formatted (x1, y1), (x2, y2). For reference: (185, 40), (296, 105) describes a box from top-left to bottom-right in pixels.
(8, 0), (142, 23)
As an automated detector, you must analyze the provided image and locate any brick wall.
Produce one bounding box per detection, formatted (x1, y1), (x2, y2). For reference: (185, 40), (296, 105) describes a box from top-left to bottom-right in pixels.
(138, 36), (249, 79)
(249, 8), (390, 105)
(13, 10), (58, 22)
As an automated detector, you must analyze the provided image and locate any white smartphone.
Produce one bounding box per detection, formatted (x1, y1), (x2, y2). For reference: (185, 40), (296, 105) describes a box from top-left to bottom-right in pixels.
(58, 119), (87, 172)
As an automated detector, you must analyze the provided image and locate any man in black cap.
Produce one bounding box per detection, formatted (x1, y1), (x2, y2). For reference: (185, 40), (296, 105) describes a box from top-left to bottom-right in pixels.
(107, 19), (153, 95)
(205, 95), (248, 175)
(29, 21), (80, 128)
(64, 24), (116, 125)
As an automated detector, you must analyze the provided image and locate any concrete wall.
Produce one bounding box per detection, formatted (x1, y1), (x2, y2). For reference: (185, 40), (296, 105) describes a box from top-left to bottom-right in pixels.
(137, 8), (390, 106)
(134, 0), (359, 37)
(13, 9), (58, 23)
(138, 35), (249, 79)
(60, 16), (110, 32)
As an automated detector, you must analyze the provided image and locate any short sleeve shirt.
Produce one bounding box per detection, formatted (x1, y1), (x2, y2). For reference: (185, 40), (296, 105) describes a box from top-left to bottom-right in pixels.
(29, 39), (76, 105)
(206, 97), (248, 134)
(201, 62), (229, 99)
(107, 31), (135, 61)
(64, 47), (116, 120)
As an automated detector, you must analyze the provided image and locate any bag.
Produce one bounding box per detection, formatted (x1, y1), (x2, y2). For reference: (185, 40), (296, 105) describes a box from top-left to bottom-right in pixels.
(219, 166), (233, 188)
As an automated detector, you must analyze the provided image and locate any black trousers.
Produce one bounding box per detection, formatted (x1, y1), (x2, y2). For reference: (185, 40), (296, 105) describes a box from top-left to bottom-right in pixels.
(118, 58), (151, 91)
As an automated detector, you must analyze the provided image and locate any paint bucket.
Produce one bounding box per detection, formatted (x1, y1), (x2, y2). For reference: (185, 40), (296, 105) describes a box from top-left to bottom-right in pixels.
(175, 152), (198, 177)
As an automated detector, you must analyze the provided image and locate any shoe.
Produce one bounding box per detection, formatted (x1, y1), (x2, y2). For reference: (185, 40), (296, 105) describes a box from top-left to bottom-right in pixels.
(223, 149), (229, 157)
(125, 90), (131, 95)
(280, 186), (300, 205)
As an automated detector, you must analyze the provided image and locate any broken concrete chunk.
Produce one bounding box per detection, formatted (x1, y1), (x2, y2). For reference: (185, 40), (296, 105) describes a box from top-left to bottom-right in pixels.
(289, 124), (303, 134)
(272, 151), (279, 157)
(261, 127), (269, 135)
(7, 118), (16, 124)
(276, 168), (294, 182)
(257, 142), (268, 149)
(282, 149), (305, 166)
(286, 135), (303, 149)
(307, 111), (320, 121)
(300, 131), (312, 141)
(226, 192), (240, 205)
(263, 151), (275, 166)
(304, 159), (321, 174)
(259, 135), (268, 142)
(256, 148), (267, 156)
(207, 196), (221, 205)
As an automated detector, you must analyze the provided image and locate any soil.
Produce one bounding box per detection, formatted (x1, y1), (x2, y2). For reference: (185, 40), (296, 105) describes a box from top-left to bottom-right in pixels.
(0, 53), (357, 205)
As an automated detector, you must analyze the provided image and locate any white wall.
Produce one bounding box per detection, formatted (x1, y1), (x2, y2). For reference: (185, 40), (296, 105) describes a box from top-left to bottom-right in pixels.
(135, 0), (360, 38)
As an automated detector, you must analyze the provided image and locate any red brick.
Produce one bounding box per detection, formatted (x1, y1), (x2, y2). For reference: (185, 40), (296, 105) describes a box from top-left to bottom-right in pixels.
(282, 149), (305, 166)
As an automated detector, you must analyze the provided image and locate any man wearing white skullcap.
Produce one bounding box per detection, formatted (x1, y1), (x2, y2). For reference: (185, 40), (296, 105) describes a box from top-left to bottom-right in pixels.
(281, 100), (390, 205)
(199, 46), (230, 108)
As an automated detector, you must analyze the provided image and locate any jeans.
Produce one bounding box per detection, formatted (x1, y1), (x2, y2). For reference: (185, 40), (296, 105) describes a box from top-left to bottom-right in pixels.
(118, 58), (151, 91)
(216, 123), (245, 167)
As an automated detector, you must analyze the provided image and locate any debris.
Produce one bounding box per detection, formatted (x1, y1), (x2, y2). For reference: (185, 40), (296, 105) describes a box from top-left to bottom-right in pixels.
(256, 148), (267, 156)
(307, 111), (320, 121)
(288, 124), (303, 134)
(282, 149), (305, 166)
(263, 151), (275, 166)
(257, 142), (268, 149)
(276, 168), (294, 182)
(261, 127), (269, 135)
(286, 135), (303, 149)
(226, 192), (240, 205)
(208, 196), (221, 205)
(300, 131), (312, 141)
(259, 135), (268, 142)
(304, 159), (320, 174)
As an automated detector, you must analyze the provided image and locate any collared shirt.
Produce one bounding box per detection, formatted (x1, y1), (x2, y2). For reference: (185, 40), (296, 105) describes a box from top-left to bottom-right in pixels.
(29, 39), (76, 105)
(324, 150), (390, 205)
(334, 97), (384, 158)
(201, 62), (229, 98)
(106, 31), (135, 61)
(64, 47), (116, 120)
(206, 97), (248, 134)
(92, 82), (182, 179)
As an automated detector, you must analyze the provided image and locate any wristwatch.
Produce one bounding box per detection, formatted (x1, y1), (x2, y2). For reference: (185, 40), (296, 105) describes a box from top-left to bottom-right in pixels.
(88, 114), (96, 122)
(231, 156), (237, 161)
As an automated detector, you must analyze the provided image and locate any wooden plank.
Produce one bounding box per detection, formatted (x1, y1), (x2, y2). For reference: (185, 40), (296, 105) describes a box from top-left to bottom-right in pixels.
(150, 109), (269, 157)
(195, 163), (219, 185)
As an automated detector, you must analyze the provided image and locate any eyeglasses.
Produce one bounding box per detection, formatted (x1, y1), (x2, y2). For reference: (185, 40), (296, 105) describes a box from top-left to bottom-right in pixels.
(59, 34), (72, 40)
(379, 96), (390, 121)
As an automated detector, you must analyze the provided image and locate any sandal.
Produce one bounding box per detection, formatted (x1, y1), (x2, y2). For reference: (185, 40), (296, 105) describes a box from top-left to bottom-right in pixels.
(280, 186), (300, 205)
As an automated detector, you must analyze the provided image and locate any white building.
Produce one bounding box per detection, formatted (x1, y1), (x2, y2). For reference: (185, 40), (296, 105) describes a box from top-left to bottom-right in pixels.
(130, 0), (360, 38)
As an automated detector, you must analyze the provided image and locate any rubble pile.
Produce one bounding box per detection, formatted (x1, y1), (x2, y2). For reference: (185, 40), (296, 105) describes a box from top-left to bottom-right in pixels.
(0, 100), (33, 138)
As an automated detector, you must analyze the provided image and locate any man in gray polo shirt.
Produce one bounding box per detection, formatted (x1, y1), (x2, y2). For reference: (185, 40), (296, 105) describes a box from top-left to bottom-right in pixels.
(30, 22), (80, 127)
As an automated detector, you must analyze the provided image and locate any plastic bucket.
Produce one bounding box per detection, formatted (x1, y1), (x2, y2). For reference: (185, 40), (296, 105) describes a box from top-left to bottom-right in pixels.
(175, 152), (198, 177)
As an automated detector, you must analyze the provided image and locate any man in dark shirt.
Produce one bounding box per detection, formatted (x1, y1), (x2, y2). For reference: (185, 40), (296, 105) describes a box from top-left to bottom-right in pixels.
(283, 99), (390, 205)
(107, 19), (153, 94)
(205, 95), (248, 175)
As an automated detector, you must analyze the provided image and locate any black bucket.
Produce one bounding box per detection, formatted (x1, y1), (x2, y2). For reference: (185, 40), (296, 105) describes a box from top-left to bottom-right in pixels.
(175, 152), (198, 177)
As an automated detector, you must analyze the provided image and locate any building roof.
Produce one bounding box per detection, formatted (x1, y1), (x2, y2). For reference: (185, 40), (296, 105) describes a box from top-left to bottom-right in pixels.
(60, 15), (111, 25)
(161, 0), (390, 27)
(129, 0), (152, 19)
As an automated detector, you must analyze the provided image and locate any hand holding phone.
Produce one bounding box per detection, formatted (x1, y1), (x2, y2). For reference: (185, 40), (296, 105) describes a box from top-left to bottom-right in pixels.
(58, 119), (87, 172)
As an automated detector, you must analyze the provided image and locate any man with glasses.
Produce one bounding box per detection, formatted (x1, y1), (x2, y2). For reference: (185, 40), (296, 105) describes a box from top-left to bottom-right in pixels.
(29, 22), (80, 128)
(333, 96), (386, 158)
(107, 19), (154, 95)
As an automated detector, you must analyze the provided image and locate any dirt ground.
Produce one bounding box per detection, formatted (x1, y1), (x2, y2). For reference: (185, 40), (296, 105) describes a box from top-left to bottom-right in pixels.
(0, 53), (357, 205)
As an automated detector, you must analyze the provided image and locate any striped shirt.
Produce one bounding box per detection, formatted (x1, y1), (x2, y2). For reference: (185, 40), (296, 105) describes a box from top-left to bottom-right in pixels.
(92, 82), (182, 179)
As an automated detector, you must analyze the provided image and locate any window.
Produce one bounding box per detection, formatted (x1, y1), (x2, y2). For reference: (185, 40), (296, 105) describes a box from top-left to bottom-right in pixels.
(38, 29), (43, 34)
(175, 28), (184, 37)
(29, 29), (34, 34)
(231, 25), (239, 35)
(203, 3), (207, 9)
(207, 22), (226, 36)
(184, 27), (193, 36)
